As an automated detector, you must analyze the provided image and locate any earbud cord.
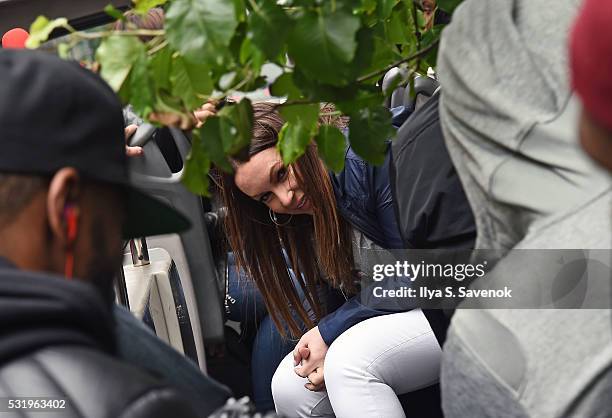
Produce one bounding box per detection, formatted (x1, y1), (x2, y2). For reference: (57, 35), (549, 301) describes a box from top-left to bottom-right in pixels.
(64, 206), (78, 280)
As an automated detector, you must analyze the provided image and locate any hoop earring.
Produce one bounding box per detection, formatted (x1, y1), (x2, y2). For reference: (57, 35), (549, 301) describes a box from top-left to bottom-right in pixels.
(269, 208), (293, 226)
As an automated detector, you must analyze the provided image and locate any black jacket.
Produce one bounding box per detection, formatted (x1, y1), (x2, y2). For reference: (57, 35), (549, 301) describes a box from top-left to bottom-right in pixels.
(390, 92), (477, 345)
(390, 92), (476, 250)
(0, 257), (199, 418)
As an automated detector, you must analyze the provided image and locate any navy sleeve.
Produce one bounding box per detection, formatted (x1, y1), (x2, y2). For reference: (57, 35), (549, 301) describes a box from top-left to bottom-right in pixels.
(317, 269), (419, 345)
(365, 148), (405, 249)
(373, 151), (405, 249)
(319, 114), (412, 345)
(318, 296), (389, 345)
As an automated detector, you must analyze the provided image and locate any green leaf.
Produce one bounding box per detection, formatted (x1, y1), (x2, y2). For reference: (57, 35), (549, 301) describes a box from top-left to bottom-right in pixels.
(96, 35), (142, 92)
(250, 46), (265, 73)
(270, 73), (302, 100)
(155, 90), (186, 115)
(416, 9), (427, 29)
(385, 9), (411, 45)
(218, 98), (253, 155)
(363, 10), (380, 27)
(336, 86), (384, 114)
(233, 0), (247, 22)
(360, 32), (402, 78)
(181, 58), (213, 94)
(26, 16), (69, 48)
(378, 0), (399, 19)
(117, 79), (132, 105)
(287, 10), (360, 86)
(170, 56), (213, 110)
(292, 69), (358, 103)
(355, 0), (377, 15)
(348, 106), (394, 165)
(148, 45), (173, 92)
(57, 43), (71, 59)
(166, 0), (238, 63)
(346, 27), (374, 80)
(239, 37), (265, 71)
(249, 1), (290, 60)
(104, 4), (125, 20)
(239, 36), (253, 64)
(420, 24), (443, 67)
(277, 121), (314, 165)
(198, 120), (233, 172)
(133, 0), (167, 14)
(279, 103), (319, 127)
(238, 74), (268, 92)
(437, 0), (463, 13)
(421, 24), (443, 47)
(229, 21), (247, 62)
(128, 47), (155, 117)
(315, 125), (346, 172)
(183, 133), (211, 196)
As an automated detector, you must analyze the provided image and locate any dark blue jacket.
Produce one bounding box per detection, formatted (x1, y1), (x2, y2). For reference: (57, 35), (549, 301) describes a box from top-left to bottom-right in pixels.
(326, 105), (410, 250)
(329, 145), (404, 250)
(318, 108), (412, 345)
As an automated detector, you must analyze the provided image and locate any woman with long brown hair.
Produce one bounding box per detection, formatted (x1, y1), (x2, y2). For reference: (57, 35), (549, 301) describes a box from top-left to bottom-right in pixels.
(216, 102), (442, 418)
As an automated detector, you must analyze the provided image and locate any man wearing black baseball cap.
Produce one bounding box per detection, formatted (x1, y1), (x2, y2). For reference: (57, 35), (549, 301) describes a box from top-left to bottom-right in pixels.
(0, 49), (200, 417)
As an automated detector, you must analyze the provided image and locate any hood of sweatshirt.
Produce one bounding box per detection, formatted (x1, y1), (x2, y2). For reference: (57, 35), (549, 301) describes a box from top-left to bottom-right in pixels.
(0, 257), (115, 364)
(437, 0), (610, 251)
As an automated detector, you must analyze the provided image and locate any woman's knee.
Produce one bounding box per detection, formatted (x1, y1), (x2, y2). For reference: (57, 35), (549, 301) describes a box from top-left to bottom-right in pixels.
(325, 312), (442, 395)
(324, 332), (366, 389)
(271, 359), (289, 405)
(272, 354), (333, 418)
(271, 355), (303, 413)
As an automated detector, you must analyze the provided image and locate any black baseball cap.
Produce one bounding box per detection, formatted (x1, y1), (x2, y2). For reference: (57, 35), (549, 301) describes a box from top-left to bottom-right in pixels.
(0, 49), (190, 238)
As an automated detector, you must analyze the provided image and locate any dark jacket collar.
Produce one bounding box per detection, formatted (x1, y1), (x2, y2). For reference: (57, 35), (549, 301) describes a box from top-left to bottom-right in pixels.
(0, 256), (116, 363)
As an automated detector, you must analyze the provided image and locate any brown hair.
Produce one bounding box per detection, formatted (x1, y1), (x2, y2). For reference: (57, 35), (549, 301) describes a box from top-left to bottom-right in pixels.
(114, 8), (165, 42)
(217, 102), (356, 337)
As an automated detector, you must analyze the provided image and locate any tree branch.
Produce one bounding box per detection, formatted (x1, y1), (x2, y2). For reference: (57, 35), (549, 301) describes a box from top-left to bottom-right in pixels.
(276, 98), (321, 107)
(147, 39), (168, 55)
(355, 39), (439, 83)
(73, 29), (165, 40)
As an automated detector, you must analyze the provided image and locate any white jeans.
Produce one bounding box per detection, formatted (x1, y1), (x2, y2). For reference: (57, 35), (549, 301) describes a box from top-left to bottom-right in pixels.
(271, 309), (442, 418)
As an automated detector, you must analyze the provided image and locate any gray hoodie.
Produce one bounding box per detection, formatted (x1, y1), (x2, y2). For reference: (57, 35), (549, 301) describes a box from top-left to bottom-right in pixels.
(437, 0), (612, 416)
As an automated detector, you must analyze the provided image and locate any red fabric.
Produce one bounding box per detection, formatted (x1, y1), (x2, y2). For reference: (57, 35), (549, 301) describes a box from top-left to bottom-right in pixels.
(1, 28), (29, 49)
(570, 0), (612, 131)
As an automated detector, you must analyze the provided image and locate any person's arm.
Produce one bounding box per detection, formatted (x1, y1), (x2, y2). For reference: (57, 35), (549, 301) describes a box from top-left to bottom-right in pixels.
(318, 296), (391, 345)
(317, 269), (419, 345)
(371, 148), (405, 249)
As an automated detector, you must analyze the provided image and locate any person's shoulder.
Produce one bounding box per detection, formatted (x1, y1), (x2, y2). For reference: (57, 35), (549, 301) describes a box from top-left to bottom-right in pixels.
(344, 143), (392, 167)
(344, 145), (367, 167)
(0, 345), (199, 418)
(337, 125), (391, 169)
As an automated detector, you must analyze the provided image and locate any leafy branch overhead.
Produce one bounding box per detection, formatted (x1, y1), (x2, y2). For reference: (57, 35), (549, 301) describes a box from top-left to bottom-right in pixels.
(28, 0), (461, 196)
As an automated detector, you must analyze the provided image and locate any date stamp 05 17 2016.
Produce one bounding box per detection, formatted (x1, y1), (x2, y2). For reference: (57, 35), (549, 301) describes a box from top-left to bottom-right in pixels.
(0, 398), (68, 412)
